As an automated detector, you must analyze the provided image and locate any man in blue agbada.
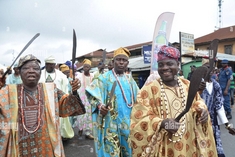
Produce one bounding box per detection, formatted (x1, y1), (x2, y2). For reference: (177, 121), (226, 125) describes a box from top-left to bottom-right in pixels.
(86, 47), (139, 157)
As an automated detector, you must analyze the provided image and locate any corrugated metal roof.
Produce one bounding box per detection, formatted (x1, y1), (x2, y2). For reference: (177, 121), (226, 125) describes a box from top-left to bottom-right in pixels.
(195, 26), (235, 44)
(128, 57), (150, 71)
(185, 51), (235, 61)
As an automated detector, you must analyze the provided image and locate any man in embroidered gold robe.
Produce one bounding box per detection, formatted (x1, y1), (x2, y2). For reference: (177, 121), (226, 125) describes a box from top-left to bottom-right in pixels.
(0, 54), (85, 157)
(130, 45), (217, 157)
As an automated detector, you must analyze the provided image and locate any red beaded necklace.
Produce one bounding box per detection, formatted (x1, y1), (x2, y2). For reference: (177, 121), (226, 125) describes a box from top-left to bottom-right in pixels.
(20, 85), (42, 133)
(112, 69), (134, 108)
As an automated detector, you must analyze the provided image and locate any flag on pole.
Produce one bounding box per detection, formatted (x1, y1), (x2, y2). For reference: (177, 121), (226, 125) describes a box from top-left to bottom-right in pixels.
(150, 12), (175, 72)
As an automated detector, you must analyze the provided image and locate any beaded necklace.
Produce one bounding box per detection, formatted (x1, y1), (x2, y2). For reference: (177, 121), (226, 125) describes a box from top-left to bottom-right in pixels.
(20, 85), (42, 134)
(159, 78), (186, 143)
(112, 69), (134, 108)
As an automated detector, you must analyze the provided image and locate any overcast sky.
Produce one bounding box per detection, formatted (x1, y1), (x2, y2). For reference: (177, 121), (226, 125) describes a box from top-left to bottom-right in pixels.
(1, 0), (235, 66)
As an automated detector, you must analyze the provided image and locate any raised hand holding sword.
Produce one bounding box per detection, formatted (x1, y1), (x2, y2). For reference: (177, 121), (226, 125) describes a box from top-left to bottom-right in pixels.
(0, 33), (40, 89)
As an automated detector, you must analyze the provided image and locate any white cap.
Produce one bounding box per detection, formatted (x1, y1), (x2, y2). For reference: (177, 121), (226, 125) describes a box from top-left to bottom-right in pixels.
(45, 55), (56, 63)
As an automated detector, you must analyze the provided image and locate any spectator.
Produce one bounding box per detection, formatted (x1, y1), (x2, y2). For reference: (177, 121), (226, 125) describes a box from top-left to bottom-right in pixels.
(178, 69), (184, 78)
(107, 59), (114, 71)
(74, 59), (94, 140)
(6, 63), (22, 85)
(229, 66), (235, 107)
(199, 59), (235, 157)
(218, 59), (233, 119)
(187, 65), (196, 80)
(39, 55), (75, 139)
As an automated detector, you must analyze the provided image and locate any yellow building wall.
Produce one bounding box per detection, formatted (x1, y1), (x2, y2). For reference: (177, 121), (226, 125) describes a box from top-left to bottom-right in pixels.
(196, 40), (235, 55)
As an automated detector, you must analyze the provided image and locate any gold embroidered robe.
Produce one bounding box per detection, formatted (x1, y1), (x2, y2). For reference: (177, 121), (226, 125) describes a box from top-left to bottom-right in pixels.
(130, 78), (217, 157)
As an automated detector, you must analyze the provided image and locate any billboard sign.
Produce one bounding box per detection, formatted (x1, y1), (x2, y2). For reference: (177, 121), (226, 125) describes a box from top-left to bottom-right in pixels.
(142, 45), (152, 64)
(180, 32), (194, 55)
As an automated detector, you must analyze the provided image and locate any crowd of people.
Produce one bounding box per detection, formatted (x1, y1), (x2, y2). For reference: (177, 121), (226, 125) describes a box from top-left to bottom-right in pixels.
(0, 45), (235, 157)
(187, 59), (234, 121)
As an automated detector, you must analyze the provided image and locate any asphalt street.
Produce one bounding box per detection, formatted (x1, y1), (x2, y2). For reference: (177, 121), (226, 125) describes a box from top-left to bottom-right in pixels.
(220, 105), (235, 157)
(64, 107), (235, 157)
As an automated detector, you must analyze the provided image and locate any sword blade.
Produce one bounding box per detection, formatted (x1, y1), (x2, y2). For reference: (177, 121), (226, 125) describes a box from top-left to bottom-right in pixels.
(107, 81), (117, 108)
(175, 66), (207, 122)
(205, 39), (219, 81)
(102, 49), (106, 64)
(72, 29), (77, 80)
(3, 33), (40, 78)
(102, 81), (117, 128)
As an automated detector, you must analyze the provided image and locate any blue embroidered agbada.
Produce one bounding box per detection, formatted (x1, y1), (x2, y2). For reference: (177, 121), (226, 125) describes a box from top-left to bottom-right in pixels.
(86, 70), (139, 157)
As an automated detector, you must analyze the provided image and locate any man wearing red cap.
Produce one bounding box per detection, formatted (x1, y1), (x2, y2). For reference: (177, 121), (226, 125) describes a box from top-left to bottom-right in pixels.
(130, 45), (217, 157)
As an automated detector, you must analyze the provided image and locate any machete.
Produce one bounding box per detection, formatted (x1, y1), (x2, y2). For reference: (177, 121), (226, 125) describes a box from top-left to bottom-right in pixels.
(102, 81), (117, 127)
(106, 81), (117, 108)
(2, 33), (40, 79)
(102, 49), (107, 64)
(72, 29), (77, 80)
(205, 39), (219, 82)
(175, 66), (208, 122)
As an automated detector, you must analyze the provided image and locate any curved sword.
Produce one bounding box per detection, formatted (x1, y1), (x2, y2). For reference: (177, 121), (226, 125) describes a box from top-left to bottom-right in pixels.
(175, 66), (207, 122)
(102, 81), (117, 128)
(72, 29), (77, 80)
(3, 33), (40, 79)
(205, 39), (219, 81)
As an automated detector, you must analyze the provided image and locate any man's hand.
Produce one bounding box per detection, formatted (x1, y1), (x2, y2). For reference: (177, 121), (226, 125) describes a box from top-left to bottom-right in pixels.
(70, 78), (81, 91)
(196, 108), (208, 124)
(198, 81), (206, 91)
(225, 123), (235, 135)
(224, 89), (228, 95)
(99, 104), (109, 116)
(0, 75), (6, 89)
(161, 118), (181, 134)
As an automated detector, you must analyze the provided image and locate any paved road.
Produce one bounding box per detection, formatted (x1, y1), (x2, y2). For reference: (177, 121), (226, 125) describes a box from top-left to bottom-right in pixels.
(63, 127), (95, 157)
(63, 134), (96, 157)
(64, 107), (235, 157)
(220, 105), (235, 157)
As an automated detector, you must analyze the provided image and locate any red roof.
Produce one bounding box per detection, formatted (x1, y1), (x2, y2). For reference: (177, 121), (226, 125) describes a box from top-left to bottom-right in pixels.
(76, 49), (103, 58)
(195, 25), (235, 44)
(76, 41), (152, 60)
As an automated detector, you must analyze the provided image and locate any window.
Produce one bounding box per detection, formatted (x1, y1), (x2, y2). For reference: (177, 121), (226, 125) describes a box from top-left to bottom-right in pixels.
(224, 45), (232, 55)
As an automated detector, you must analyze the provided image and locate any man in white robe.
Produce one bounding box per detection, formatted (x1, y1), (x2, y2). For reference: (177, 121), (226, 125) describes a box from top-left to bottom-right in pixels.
(39, 55), (74, 139)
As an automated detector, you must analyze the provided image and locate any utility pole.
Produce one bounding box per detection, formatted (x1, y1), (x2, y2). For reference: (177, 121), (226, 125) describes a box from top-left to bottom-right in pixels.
(216, 0), (223, 29)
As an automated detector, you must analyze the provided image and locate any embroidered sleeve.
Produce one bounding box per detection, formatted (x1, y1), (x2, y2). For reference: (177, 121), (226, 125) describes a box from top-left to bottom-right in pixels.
(213, 80), (224, 111)
(57, 88), (85, 117)
(130, 81), (166, 156)
(86, 76), (107, 113)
